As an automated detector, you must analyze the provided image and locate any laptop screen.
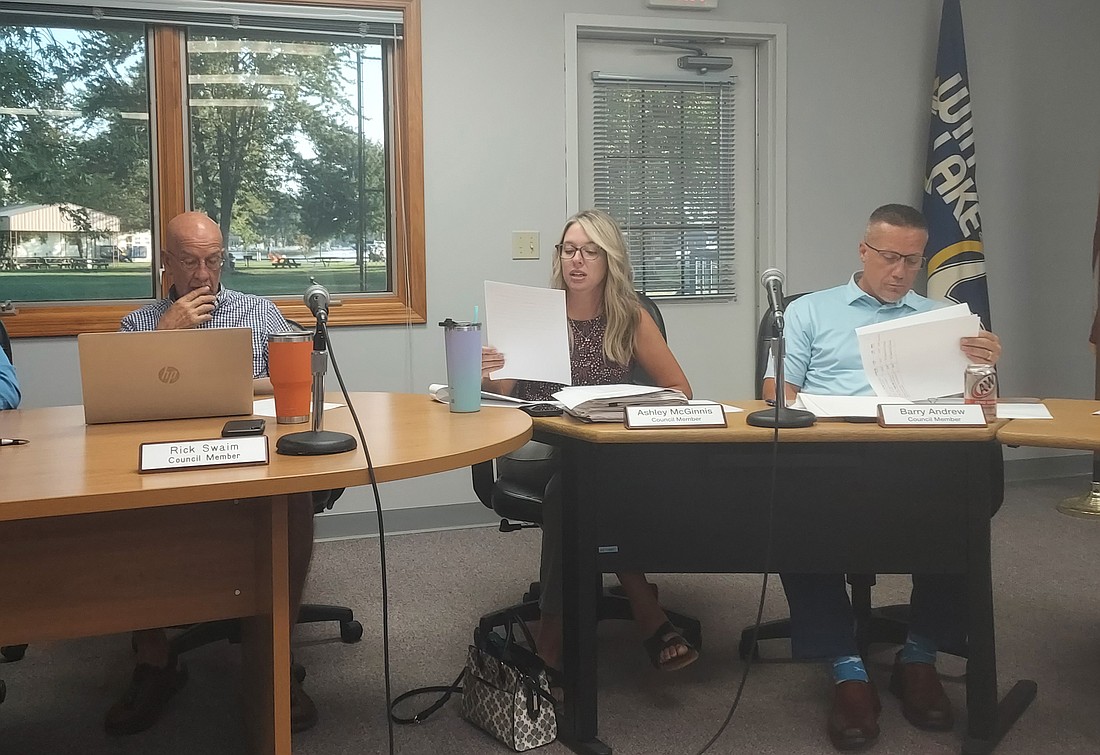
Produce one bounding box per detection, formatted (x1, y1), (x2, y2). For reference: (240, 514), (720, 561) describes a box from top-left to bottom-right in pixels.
(77, 328), (254, 424)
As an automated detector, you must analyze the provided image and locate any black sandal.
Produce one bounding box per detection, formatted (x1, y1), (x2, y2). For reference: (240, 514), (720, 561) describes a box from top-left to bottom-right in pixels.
(642, 621), (699, 671)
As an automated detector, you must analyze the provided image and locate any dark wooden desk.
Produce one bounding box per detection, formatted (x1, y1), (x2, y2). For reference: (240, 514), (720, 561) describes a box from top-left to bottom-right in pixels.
(536, 401), (1034, 755)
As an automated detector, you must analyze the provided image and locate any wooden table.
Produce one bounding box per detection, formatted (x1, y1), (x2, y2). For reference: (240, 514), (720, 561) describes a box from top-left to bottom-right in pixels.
(997, 398), (1100, 450)
(0, 392), (531, 753)
(536, 401), (1033, 755)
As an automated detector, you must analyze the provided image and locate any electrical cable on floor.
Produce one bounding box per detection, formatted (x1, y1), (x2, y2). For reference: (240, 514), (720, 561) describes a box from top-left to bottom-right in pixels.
(322, 319), (396, 754)
(694, 413), (782, 754)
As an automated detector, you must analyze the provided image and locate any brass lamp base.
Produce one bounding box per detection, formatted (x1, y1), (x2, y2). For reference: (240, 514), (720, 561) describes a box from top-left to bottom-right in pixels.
(1057, 482), (1100, 518)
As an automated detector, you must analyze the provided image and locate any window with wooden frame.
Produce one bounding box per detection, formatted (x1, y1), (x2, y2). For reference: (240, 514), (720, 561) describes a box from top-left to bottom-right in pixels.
(0, 0), (424, 337)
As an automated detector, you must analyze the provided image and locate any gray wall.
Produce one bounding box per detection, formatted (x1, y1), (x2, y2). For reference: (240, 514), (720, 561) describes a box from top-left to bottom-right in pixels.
(9, 0), (1100, 521)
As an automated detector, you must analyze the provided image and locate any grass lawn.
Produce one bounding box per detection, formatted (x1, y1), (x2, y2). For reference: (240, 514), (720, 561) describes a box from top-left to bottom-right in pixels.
(0, 261), (388, 302)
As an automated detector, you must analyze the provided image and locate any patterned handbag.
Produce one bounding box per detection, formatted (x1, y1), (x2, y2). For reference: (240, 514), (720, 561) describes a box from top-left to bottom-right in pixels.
(389, 613), (556, 752)
(460, 623), (557, 751)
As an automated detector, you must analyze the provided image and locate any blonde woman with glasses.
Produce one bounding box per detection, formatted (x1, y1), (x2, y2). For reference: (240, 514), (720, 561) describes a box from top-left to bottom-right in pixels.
(482, 209), (698, 675)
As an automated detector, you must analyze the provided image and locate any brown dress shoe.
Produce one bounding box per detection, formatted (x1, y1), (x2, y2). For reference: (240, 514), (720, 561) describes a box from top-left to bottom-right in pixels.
(889, 653), (954, 731)
(828, 680), (881, 751)
(104, 659), (188, 735)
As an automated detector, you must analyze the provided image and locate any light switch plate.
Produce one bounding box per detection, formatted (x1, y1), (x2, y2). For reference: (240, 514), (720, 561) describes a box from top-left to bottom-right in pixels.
(512, 231), (539, 260)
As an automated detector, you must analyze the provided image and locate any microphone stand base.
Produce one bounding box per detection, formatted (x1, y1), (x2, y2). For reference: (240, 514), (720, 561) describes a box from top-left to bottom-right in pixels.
(276, 430), (358, 456)
(746, 407), (817, 428)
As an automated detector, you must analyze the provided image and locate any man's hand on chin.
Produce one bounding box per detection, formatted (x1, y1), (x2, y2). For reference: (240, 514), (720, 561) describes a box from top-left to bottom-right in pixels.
(157, 286), (216, 330)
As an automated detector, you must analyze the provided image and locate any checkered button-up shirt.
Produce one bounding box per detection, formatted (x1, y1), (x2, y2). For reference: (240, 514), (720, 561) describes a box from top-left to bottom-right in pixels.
(120, 287), (292, 378)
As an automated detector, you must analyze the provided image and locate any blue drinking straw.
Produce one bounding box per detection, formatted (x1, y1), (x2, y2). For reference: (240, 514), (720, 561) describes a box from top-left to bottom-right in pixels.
(473, 305), (479, 324)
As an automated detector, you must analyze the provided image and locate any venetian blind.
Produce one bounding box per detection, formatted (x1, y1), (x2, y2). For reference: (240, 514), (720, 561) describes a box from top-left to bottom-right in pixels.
(592, 75), (736, 299)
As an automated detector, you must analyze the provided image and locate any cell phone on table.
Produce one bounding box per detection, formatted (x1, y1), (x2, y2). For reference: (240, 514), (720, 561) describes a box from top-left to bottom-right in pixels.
(520, 403), (564, 417)
(222, 418), (266, 437)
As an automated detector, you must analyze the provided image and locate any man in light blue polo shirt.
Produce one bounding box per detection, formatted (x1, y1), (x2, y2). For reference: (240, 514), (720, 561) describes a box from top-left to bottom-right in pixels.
(763, 204), (1002, 751)
(779, 275), (943, 397)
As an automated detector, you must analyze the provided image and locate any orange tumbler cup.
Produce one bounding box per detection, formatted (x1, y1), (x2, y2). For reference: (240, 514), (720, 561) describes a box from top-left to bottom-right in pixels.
(267, 332), (313, 423)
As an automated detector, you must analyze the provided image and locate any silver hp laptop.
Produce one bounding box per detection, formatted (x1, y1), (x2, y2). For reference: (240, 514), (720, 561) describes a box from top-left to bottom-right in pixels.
(77, 328), (254, 424)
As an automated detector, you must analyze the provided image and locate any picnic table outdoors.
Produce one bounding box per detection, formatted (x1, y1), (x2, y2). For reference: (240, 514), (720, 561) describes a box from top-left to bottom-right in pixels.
(0, 257), (110, 271)
(268, 253), (300, 268)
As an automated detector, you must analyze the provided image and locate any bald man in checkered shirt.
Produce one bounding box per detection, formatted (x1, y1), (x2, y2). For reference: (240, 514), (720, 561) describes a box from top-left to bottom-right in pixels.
(109, 212), (320, 736)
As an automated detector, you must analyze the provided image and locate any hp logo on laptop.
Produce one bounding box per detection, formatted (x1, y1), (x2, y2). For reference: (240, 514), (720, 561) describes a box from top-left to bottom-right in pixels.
(159, 366), (180, 384)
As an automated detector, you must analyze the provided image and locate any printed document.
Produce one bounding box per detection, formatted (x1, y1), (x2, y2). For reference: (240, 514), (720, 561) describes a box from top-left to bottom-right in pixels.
(484, 281), (571, 385)
(856, 303), (979, 399)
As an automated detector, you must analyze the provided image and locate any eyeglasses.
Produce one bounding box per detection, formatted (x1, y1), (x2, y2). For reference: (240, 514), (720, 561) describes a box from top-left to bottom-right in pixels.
(555, 243), (602, 260)
(170, 252), (224, 272)
(864, 242), (925, 270)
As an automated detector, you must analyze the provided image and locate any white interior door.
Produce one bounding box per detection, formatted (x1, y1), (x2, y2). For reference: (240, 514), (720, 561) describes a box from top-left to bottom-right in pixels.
(576, 36), (760, 400)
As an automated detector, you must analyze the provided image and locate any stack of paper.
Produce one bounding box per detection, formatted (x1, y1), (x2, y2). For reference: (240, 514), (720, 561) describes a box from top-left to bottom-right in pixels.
(552, 384), (688, 422)
(856, 303), (979, 399)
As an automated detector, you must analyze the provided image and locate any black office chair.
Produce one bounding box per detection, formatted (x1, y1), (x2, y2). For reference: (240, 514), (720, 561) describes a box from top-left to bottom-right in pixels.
(737, 293), (994, 660)
(472, 292), (702, 650)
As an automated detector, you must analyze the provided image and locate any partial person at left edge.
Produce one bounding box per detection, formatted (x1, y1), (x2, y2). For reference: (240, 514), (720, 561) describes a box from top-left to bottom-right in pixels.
(112, 211), (321, 736)
(0, 340), (19, 409)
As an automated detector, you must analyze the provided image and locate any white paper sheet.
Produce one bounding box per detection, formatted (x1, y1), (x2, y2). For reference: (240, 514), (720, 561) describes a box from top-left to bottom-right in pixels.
(796, 393), (912, 418)
(689, 399), (743, 413)
(856, 303), (979, 399)
(252, 397), (342, 417)
(483, 281), (571, 385)
(996, 403), (1053, 419)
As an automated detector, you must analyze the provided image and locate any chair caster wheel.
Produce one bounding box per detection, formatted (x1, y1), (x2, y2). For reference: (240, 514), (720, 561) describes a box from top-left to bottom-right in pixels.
(1, 645), (26, 662)
(340, 620), (363, 643)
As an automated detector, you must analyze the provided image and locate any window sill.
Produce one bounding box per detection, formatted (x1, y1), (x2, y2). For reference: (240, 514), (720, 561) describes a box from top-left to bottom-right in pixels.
(1, 292), (426, 338)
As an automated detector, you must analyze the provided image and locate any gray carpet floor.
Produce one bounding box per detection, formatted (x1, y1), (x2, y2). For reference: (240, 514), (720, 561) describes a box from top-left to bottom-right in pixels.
(3, 474), (1100, 754)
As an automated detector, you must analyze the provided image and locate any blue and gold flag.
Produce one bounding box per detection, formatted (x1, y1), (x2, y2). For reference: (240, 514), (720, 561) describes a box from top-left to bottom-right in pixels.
(922, 0), (991, 329)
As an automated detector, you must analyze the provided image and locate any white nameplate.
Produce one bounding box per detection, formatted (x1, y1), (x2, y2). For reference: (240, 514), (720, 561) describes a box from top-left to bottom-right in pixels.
(877, 403), (987, 427)
(625, 403), (727, 429)
(139, 435), (270, 473)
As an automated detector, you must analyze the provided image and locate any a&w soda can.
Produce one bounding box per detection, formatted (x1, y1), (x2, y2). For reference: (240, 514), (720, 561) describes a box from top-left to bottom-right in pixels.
(964, 364), (998, 421)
